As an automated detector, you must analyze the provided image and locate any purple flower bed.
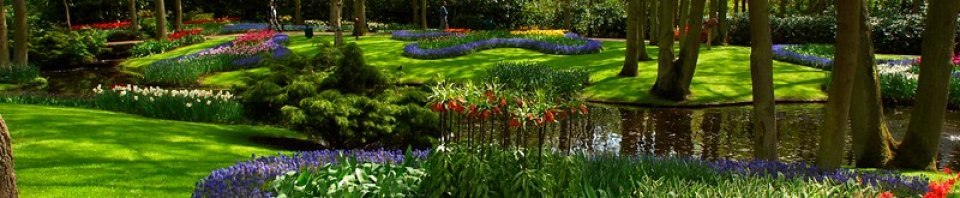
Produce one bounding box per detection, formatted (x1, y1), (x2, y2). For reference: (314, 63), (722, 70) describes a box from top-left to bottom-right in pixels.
(153, 34), (291, 69)
(708, 159), (928, 195)
(391, 30), (458, 41)
(403, 32), (603, 59)
(772, 44), (917, 70)
(220, 23), (270, 34)
(192, 150), (429, 198)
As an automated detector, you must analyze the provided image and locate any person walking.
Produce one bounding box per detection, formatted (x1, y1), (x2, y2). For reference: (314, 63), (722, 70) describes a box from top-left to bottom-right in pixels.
(440, 1), (449, 30)
(268, 0), (284, 31)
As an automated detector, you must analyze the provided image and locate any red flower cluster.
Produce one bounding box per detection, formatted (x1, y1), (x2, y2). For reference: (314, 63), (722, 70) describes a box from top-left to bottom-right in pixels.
(429, 89), (588, 127)
(923, 168), (959, 198)
(70, 21), (131, 30)
(235, 30), (276, 46)
(184, 17), (238, 25)
(443, 28), (471, 34)
(169, 28), (203, 41)
(915, 54), (960, 66)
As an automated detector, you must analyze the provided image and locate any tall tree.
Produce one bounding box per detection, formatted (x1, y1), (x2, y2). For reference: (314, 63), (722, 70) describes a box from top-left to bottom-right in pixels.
(637, 0), (652, 61)
(420, 0), (428, 29)
(649, 0), (660, 45)
(155, 0), (167, 41)
(412, 0), (420, 28)
(562, 0), (572, 30)
(12, 0), (27, 67)
(129, 0), (140, 32)
(354, 0), (367, 36)
(63, 0), (72, 29)
(718, 0), (729, 44)
(891, 0), (960, 170)
(0, 115), (16, 198)
(656, 0), (677, 97)
(621, 0), (641, 77)
(173, 0), (182, 31)
(779, 0), (789, 16)
(850, 0), (897, 168)
(749, 0), (778, 161)
(678, 0), (690, 47)
(650, 0), (708, 101)
(816, 0), (860, 170)
(295, 0), (304, 25)
(331, 0), (344, 46)
(0, 0), (9, 68)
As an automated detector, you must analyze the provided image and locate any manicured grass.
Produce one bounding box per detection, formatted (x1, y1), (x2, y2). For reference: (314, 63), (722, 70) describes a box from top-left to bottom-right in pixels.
(195, 35), (828, 105)
(120, 36), (235, 70)
(1, 103), (301, 197)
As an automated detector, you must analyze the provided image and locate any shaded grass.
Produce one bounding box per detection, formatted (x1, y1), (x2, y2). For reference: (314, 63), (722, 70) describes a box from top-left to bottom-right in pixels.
(0, 103), (301, 197)
(120, 36), (235, 70)
(203, 35), (828, 105)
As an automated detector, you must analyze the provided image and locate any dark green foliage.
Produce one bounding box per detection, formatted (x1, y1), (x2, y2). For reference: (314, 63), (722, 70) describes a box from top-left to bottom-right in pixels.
(483, 62), (590, 99)
(325, 43), (391, 95)
(29, 30), (107, 69)
(0, 65), (42, 85)
(268, 157), (426, 197)
(236, 42), (438, 148)
(130, 39), (182, 57)
(784, 44), (835, 58)
(105, 30), (145, 42)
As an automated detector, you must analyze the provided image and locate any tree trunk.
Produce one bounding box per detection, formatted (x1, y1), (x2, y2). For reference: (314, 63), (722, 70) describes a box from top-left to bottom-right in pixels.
(638, 0), (652, 61)
(910, 0), (921, 13)
(174, 0), (182, 31)
(0, 0), (9, 68)
(331, 0), (344, 46)
(850, 0), (897, 168)
(816, 0), (860, 170)
(155, 0), (167, 41)
(891, 0), (960, 170)
(295, 0), (303, 25)
(63, 0), (71, 30)
(0, 115), (18, 198)
(412, 0), (420, 26)
(12, 0), (27, 67)
(355, 0), (367, 36)
(621, 0), (641, 77)
(651, 0), (707, 101)
(649, 0), (660, 45)
(129, 0), (140, 32)
(655, 0), (677, 97)
(563, 0), (572, 30)
(749, 0), (778, 161)
(421, 0), (428, 29)
(734, 0), (740, 13)
(678, 0), (690, 47)
(779, 0), (789, 16)
(719, 0), (729, 45)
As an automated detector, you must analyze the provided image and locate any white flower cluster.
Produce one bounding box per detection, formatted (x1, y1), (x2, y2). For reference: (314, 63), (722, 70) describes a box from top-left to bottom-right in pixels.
(93, 84), (235, 103)
(877, 63), (918, 80)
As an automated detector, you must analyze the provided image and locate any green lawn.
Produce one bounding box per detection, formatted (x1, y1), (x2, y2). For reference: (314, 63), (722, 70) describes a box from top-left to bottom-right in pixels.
(120, 36), (236, 70)
(1, 103), (301, 197)
(133, 35), (828, 106)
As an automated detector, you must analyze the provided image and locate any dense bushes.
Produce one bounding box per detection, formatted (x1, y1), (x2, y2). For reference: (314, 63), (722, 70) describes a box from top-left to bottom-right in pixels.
(236, 42), (438, 149)
(29, 30), (107, 69)
(730, 13), (958, 55)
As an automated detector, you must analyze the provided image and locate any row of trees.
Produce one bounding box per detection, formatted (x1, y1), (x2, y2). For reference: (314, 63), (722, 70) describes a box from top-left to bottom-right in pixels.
(616, 0), (958, 170)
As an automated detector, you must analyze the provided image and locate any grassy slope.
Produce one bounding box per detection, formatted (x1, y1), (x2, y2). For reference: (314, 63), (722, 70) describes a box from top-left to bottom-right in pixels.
(1, 103), (300, 197)
(120, 36), (236, 70)
(203, 35), (826, 105)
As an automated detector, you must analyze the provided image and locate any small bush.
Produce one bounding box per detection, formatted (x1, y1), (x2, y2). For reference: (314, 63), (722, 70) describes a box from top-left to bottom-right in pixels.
(105, 29), (144, 42)
(29, 30), (107, 69)
(0, 66), (41, 84)
(130, 39), (182, 57)
(324, 43), (391, 95)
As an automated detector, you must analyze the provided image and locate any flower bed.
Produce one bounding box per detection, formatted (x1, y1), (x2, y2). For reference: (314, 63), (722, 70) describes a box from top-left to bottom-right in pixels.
(71, 21), (131, 30)
(403, 32), (602, 59)
(191, 150), (428, 198)
(390, 30), (458, 41)
(772, 44), (917, 70)
(92, 84), (242, 123)
(143, 31), (291, 85)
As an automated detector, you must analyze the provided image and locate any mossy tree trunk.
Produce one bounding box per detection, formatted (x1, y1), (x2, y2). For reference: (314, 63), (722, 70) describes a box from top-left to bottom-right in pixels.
(621, 0), (641, 77)
(718, 0), (729, 44)
(0, 0), (9, 68)
(816, 0), (859, 170)
(354, 0), (367, 36)
(0, 115), (17, 198)
(638, 0), (652, 61)
(155, 0), (167, 41)
(850, 0), (897, 168)
(129, 0), (140, 32)
(678, 0), (690, 47)
(173, 0), (182, 31)
(749, 0), (778, 161)
(891, 0), (960, 170)
(655, 0), (677, 96)
(331, 0), (344, 46)
(651, 0), (707, 101)
(295, 0), (303, 25)
(63, 0), (71, 30)
(12, 0), (27, 67)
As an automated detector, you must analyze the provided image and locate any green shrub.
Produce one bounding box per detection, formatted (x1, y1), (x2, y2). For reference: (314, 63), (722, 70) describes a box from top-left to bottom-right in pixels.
(324, 42), (391, 95)
(130, 39), (182, 57)
(105, 29), (145, 42)
(268, 154), (426, 197)
(0, 66), (41, 84)
(29, 30), (107, 69)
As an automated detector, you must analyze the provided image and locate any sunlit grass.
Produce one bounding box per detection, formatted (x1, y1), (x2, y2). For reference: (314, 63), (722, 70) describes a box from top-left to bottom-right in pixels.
(2, 103), (300, 197)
